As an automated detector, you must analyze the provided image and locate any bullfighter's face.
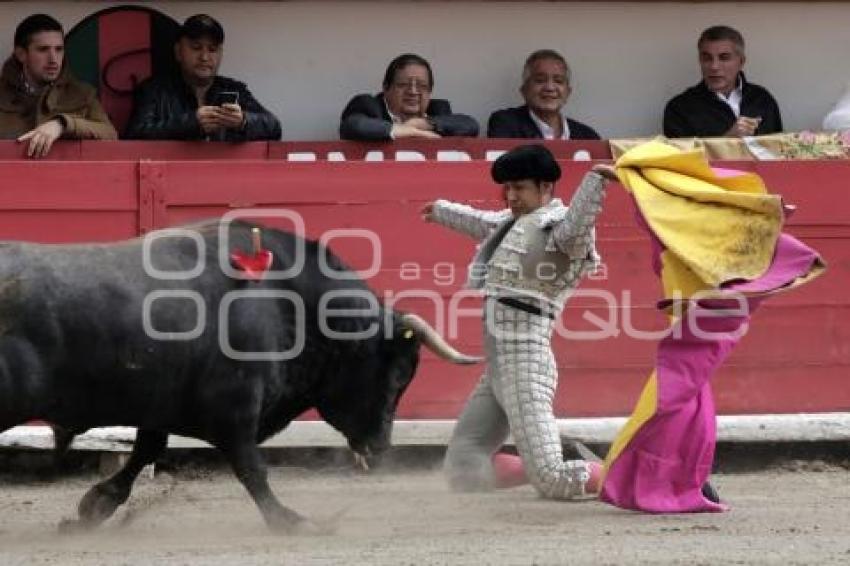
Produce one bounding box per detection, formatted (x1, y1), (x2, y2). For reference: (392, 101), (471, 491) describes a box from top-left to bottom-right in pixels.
(699, 39), (745, 97)
(521, 57), (571, 119)
(174, 36), (222, 87)
(383, 63), (432, 121)
(15, 31), (64, 87)
(503, 179), (553, 217)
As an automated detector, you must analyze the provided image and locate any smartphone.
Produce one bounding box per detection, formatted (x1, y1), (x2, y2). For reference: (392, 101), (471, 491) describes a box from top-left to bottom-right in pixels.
(218, 91), (239, 106)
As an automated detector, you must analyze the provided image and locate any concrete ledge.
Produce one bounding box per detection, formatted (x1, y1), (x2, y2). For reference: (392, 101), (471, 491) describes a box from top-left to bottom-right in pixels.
(1, 413), (849, 452)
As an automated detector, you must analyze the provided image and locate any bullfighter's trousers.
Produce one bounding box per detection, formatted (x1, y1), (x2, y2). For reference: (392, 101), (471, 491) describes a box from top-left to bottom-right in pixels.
(444, 298), (590, 499)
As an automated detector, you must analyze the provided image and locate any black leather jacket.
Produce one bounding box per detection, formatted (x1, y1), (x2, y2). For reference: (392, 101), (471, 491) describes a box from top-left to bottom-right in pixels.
(124, 74), (281, 141)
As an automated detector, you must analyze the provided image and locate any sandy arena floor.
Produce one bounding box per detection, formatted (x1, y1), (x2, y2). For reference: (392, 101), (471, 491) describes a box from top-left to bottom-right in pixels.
(1, 457), (849, 565)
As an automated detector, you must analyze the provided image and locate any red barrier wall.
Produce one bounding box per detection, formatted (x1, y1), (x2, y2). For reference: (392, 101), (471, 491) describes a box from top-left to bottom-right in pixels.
(0, 141), (846, 419)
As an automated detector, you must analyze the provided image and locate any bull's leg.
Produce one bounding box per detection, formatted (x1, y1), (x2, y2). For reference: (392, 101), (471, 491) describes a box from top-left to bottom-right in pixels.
(217, 439), (311, 533)
(60, 429), (167, 532)
(51, 424), (78, 468)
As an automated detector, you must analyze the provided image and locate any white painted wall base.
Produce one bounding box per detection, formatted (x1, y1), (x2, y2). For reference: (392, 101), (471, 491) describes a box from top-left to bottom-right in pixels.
(2, 413), (848, 453)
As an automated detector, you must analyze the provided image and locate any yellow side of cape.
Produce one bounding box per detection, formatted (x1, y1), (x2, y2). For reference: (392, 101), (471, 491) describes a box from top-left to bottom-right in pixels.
(615, 141), (785, 291)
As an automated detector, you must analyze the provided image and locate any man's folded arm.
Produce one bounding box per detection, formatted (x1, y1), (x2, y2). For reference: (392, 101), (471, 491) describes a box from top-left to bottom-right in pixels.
(339, 94), (392, 141)
(58, 97), (117, 140)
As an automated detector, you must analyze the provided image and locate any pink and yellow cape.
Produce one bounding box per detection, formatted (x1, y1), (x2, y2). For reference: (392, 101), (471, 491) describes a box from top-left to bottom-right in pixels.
(600, 141), (826, 513)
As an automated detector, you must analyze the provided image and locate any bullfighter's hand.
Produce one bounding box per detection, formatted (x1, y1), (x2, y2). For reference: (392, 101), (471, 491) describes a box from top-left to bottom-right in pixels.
(391, 123), (441, 139)
(420, 202), (436, 222)
(17, 118), (64, 158)
(591, 163), (619, 182)
(218, 103), (245, 130)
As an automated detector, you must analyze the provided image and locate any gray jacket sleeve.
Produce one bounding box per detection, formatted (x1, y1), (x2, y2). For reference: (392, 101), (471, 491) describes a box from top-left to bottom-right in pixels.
(432, 200), (508, 241)
(550, 172), (607, 257)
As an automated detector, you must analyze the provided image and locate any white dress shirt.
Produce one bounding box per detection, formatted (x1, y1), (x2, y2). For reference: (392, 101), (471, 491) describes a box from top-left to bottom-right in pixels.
(528, 109), (572, 140)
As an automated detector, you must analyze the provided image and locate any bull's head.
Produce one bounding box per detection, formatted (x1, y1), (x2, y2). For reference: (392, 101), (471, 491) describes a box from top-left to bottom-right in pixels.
(315, 312), (480, 470)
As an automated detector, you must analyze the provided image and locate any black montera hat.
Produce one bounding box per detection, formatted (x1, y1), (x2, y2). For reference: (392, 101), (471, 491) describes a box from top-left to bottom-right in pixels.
(491, 144), (561, 184)
(179, 14), (224, 44)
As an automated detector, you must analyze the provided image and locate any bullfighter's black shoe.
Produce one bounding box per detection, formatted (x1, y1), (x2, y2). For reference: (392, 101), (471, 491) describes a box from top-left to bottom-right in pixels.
(701, 481), (721, 504)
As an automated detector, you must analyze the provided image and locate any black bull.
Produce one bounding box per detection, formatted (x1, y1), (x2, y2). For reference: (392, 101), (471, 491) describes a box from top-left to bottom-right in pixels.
(0, 220), (479, 532)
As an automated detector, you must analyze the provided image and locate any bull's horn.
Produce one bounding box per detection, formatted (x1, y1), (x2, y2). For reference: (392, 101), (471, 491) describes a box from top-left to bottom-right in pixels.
(400, 313), (483, 365)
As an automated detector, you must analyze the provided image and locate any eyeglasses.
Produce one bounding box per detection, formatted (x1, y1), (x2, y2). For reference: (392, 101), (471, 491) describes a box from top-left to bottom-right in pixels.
(392, 79), (431, 92)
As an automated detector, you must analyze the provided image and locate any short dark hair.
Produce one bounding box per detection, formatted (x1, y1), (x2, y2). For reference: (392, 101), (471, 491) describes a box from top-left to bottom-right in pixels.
(698, 25), (745, 55)
(14, 14), (63, 48)
(382, 53), (434, 91)
(522, 49), (571, 86)
(178, 14), (225, 45)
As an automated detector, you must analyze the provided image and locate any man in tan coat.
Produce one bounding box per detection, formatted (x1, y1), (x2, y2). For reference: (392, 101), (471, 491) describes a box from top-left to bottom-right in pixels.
(0, 14), (116, 158)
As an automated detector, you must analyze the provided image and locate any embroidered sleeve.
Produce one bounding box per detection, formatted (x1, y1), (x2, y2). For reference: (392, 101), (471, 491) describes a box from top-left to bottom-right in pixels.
(550, 171), (607, 257)
(431, 200), (509, 241)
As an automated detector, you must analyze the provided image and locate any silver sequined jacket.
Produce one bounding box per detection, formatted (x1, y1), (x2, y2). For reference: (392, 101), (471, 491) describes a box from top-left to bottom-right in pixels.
(432, 171), (606, 309)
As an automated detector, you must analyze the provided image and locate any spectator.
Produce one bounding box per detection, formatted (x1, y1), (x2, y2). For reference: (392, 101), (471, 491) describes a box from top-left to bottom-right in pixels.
(664, 26), (782, 138)
(822, 82), (850, 131)
(0, 14), (117, 158)
(125, 14), (280, 141)
(339, 53), (479, 141)
(488, 49), (600, 140)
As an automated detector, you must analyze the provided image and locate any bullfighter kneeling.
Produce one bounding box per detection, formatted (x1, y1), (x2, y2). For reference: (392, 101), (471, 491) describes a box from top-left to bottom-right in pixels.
(422, 144), (616, 499)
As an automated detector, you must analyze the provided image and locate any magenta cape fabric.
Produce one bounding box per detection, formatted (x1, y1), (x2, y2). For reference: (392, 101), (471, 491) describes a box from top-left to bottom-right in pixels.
(600, 222), (823, 514)
(599, 309), (748, 513)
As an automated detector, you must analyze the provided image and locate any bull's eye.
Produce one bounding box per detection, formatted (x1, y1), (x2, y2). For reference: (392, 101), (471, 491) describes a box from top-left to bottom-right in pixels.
(403, 329), (414, 340)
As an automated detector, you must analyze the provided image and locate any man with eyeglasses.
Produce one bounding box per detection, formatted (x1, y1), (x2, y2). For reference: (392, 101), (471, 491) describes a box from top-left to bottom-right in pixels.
(488, 49), (600, 140)
(340, 53), (478, 141)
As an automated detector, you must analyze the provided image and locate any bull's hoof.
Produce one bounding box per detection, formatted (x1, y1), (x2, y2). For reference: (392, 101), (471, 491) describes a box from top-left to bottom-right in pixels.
(57, 517), (95, 535)
(266, 511), (335, 536)
(287, 518), (333, 536)
(77, 483), (126, 526)
(286, 506), (350, 536)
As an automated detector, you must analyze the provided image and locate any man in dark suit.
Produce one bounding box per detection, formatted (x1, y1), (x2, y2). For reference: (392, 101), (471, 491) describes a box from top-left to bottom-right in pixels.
(339, 53), (479, 141)
(663, 26), (782, 138)
(488, 49), (600, 140)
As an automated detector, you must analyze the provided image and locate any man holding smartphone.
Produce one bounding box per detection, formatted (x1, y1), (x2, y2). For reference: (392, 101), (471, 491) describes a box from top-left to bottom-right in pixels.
(125, 14), (281, 141)
(663, 26), (782, 138)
